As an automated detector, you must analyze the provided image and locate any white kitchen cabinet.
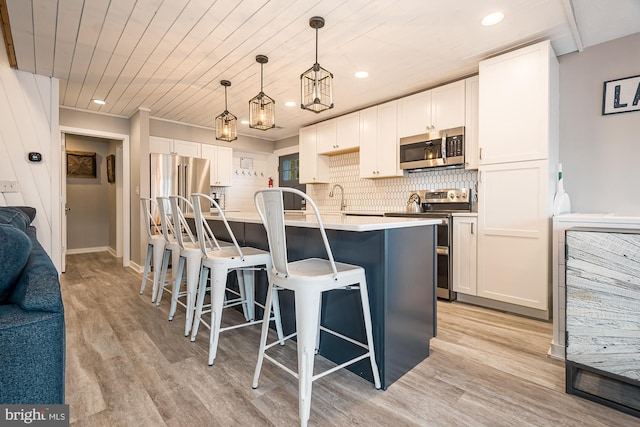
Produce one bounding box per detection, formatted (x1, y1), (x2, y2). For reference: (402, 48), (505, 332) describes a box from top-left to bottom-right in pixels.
(201, 144), (233, 186)
(150, 136), (201, 158)
(316, 112), (360, 155)
(452, 216), (477, 295)
(478, 40), (558, 165)
(464, 76), (479, 170)
(397, 80), (465, 138)
(173, 139), (201, 158)
(431, 80), (466, 131)
(149, 136), (173, 154)
(299, 125), (330, 184)
(315, 120), (337, 154)
(359, 101), (403, 179)
(477, 160), (551, 312)
(398, 90), (431, 138)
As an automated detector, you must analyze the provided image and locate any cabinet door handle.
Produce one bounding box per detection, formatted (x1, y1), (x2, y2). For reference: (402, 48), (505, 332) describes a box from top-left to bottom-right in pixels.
(479, 147), (483, 160)
(471, 222), (474, 234)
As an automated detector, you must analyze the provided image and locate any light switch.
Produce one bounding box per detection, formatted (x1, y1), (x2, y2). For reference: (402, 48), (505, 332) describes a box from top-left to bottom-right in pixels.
(0, 180), (18, 192)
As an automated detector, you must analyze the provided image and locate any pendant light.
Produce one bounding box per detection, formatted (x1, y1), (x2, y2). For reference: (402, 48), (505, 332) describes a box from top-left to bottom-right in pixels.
(300, 16), (333, 113)
(215, 80), (237, 142)
(249, 55), (275, 130)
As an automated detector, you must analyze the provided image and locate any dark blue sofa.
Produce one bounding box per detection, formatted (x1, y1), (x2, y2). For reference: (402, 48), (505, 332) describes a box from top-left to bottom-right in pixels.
(0, 206), (65, 404)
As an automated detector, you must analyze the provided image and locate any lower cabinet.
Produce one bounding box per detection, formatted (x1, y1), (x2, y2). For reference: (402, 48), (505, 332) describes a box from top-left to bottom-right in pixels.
(477, 160), (550, 313)
(452, 216), (477, 295)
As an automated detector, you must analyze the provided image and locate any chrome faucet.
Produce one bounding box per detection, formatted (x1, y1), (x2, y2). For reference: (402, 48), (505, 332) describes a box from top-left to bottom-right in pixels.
(329, 184), (346, 211)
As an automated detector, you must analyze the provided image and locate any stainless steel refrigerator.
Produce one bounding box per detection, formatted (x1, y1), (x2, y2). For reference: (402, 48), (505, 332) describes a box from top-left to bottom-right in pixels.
(150, 153), (210, 222)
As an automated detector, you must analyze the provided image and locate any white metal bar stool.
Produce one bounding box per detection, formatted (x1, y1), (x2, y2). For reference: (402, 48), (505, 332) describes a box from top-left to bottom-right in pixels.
(139, 197), (165, 302)
(168, 195), (206, 336)
(252, 188), (381, 427)
(154, 196), (198, 308)
(189, 193), (284, 365)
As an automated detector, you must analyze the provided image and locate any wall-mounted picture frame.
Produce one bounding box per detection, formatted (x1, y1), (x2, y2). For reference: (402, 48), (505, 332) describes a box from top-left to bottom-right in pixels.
(602, 74), (640, 115)
(107, 154), (115, 183)
(67, 150), (97, 178)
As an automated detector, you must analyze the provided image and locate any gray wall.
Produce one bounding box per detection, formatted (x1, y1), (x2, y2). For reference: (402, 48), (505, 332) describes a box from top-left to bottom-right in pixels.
(66, 134), (117, 251)
(559, 32), (640, 215)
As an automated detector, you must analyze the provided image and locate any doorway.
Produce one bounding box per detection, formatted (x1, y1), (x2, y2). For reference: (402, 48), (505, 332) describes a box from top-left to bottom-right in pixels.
(60, 127), (130, 272)
(278, 153), (306, 210)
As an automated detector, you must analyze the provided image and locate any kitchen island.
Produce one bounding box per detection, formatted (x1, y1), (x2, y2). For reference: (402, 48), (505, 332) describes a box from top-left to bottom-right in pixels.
(196, 211), (440, 389)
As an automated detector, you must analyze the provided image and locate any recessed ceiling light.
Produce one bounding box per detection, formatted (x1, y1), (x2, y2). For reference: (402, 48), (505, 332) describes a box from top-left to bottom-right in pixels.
(354, 71), (369, 79)
(481, 12), (504, 26)
(284, 101), (296, 107)
(240, 120), (250, 125)
(92, 99), (106, 105)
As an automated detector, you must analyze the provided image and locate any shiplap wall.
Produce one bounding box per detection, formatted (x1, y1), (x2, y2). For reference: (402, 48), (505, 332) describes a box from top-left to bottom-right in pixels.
(220, 150), (273, 211)
(0, 44), (60, 270)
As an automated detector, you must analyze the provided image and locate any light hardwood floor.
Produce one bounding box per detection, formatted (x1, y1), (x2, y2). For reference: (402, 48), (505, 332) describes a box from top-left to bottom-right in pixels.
(60, 252), (638, 426)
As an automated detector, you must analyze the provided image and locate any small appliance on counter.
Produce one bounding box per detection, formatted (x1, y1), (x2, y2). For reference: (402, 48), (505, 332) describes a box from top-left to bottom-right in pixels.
(385, 188), (474, 301)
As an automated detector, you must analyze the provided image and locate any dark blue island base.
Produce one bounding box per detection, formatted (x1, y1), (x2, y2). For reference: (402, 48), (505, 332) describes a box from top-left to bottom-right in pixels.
(202, 218), (437, 389)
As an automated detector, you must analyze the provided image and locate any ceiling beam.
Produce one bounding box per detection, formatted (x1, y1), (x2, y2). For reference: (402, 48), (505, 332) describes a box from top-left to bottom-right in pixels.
(563, 0), (584, 52)
(0, 0), (17, 67)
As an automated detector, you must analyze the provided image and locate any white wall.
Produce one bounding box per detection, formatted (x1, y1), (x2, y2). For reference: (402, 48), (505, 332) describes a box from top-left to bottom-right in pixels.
(0, 42), (60, 269)
(559, 31), (640, 215)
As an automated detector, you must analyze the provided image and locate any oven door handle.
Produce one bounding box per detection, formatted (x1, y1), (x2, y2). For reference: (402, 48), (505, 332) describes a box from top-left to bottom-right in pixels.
(436, 247), (449, 255)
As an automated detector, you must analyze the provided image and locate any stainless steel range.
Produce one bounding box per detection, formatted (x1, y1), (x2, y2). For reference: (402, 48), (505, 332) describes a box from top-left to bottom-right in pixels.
(385, 188), (474, 300)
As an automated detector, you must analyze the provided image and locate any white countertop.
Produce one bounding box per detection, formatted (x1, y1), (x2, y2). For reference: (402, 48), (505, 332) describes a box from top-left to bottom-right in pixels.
(201, 210), (440, 232)
(452, 212), (478, 217)
(553, 213), (640, 227)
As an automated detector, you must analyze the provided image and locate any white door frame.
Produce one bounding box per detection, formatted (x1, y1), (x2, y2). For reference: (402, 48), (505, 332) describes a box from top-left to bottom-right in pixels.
(59, 126), (130, 268)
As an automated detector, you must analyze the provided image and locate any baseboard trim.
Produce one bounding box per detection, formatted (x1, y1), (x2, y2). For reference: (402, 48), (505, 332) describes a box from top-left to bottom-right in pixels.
(106, 247), (117, 257)
(66, 246), (110, 255)
(129, 261), (143, 274)
(456, 293), (550, 320)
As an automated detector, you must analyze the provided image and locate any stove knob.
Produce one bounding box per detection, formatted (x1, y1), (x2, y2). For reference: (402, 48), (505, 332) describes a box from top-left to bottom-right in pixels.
(449, 193), (454, 200)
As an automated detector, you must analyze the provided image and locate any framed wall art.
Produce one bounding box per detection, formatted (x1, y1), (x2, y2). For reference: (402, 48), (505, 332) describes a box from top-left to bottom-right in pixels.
(107, 154), (115, 183)
(67, 150), (97, 178)
(602, 74), (640, 115)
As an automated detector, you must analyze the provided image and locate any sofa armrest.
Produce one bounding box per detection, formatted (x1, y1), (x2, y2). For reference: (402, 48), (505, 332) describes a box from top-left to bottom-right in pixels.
(8, 240), (63, 313)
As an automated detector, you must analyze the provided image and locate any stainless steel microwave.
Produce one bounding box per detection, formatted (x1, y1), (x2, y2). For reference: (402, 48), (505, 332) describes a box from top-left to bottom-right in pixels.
(399, 126), (465, 171)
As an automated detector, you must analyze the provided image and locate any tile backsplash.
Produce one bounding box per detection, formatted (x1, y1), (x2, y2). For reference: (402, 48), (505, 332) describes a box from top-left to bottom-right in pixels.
(306, 151), (478, 213)
(218, 149), (477, 213)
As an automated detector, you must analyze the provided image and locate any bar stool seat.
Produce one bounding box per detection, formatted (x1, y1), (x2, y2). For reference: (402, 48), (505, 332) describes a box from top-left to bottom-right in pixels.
(252, 188), (381, 427)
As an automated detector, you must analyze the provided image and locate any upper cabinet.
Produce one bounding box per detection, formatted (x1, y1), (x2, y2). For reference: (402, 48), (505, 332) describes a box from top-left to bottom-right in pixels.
(299, 125), (330, 184)
(316, 112), (360, 155)
(478, 40), (559, 165)
(398, 80), (465, 138)
(149, 136), (201, 158)
(464, 76), (479, 170)
(201, 144), (233, 187)
(359, 101), (403, 179)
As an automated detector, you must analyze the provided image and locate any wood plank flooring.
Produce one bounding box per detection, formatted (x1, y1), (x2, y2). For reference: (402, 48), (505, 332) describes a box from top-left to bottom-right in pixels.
(60, 252), (639, 426)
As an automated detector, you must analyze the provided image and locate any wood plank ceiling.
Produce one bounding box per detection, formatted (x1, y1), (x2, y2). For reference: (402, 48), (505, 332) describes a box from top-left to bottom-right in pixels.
(4, 0), (640, 141)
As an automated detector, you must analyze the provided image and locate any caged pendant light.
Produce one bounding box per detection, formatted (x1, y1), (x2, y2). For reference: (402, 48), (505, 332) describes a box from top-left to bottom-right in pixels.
(215, 80), (238, 142)
(249, 55), (275, 130)
(300, 16), (333, 113)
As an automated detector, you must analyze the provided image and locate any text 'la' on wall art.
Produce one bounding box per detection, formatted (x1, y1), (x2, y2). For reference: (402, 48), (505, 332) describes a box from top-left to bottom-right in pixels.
(67, 150), (97, 178)
(602, 74), (640, 115)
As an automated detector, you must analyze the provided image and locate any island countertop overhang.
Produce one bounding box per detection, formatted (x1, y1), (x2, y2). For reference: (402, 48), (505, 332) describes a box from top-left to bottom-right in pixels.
(199, 211), (441, 232)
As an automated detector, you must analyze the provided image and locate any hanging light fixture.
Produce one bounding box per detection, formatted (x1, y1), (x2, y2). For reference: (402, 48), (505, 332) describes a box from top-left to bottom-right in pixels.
(215, 80), (237, 142)
(249, 55), (275, 130)
(300, 16), (333, 113)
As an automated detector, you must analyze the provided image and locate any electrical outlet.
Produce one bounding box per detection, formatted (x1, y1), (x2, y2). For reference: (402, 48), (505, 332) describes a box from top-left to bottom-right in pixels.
(0, 180), (19, 193)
